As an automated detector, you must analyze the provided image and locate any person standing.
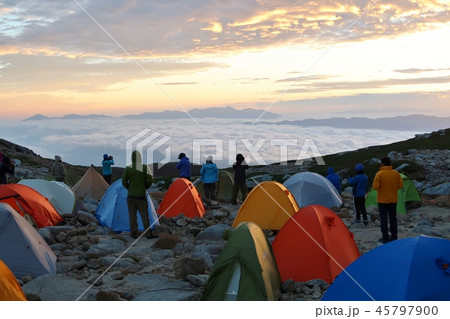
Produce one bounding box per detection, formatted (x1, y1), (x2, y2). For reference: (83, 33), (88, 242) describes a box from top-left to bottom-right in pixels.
(0, 154), (15, 184)
(231, 154), (249, 205)
(102, 154), (114, 185)
(51, 155), (66, 182)
(200, 155), (219, 201)
(176, 153), (191, 180)
(326, 166), (341, 195)
(373, 157), (403, 243)
(122, 150), (156, 239)
(348, 163), (369, 225)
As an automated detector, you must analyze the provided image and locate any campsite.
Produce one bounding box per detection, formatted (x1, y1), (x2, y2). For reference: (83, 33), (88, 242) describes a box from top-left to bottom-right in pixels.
(0, 129), (449, 301)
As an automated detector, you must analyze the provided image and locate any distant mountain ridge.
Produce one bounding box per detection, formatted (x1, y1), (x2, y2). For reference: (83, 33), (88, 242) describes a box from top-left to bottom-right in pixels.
(254, 114), (450, 131)
(23, 106), (280, 121)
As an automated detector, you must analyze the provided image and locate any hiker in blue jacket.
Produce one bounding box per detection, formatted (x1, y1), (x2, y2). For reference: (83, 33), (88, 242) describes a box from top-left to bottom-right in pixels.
(326, 167), (341, 195)
(102, 153), (114, 185)
(348, 163), (369, 225)
(200, 155), (219, 200)
(176, 153), (191, 180)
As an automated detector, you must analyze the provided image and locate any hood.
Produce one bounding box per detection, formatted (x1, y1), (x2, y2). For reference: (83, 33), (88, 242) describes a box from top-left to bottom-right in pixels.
(327, 167), (335, 175)
(131, 150), (142, 165)
(55, 155), (62, 162)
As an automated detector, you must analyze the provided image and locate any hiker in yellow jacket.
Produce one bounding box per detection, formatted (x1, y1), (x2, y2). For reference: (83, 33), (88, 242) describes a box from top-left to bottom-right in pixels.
(373, 157), (403, 244)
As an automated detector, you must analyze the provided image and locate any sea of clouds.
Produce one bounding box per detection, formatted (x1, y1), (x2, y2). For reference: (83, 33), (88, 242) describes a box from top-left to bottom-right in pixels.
(2, 117), (420, 169)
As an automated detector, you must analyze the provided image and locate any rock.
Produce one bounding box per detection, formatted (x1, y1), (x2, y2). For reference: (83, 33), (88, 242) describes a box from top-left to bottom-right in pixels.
(76, 211), (99, 226)
(45, 225), (76, 237)
(21, 274), (97, 301)
(152, 233), (182, 250)
(209, 210), (228, 219)
(423, 182), (450, 197)
(369, 158), (381, 165)
(83, 203), (98, 213)
(100, 257), (139, 271)
(38, 228), (56, 245)
(86, 238), (128, 255)
(86, 259), (102, 270)
(282, 279), (296, 293)
(72, 259), (87, 270)
(175, 218), (187, 227)
(149, 249), (174, 263)
(173, 257), (207, 279)
(195, 224), (230, 241)
(186, 274), (209, 286)
(25, 293), (41, 301)
(413, 225), (443, 237)
(96, 291), (124, 301)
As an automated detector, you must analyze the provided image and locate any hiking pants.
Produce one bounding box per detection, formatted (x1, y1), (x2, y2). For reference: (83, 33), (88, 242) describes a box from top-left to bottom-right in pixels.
(231, 183), (247, 204)
(203, 183), (216, 200)
(354, 196), (368, 222)
(127, 197), (150, 235)
(378, 202), (397, 239)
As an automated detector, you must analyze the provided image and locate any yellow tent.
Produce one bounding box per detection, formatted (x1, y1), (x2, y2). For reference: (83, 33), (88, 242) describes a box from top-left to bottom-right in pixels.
(232, 181), (300, 230)
(0, 260), (26, 301)
(72, 165), (110, 201)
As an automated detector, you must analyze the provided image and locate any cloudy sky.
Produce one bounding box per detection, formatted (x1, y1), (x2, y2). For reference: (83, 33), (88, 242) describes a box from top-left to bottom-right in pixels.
(1, 0), (449, 120)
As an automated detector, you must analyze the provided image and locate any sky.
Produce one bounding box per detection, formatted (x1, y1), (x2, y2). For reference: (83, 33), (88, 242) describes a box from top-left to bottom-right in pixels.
(0, 0), (449, 120)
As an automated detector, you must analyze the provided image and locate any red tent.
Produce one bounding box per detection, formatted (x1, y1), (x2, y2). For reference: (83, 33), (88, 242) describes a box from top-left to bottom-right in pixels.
(157, 178), (205, 218)
(272, 205), (360, 283)
(0, 184), (63, 228)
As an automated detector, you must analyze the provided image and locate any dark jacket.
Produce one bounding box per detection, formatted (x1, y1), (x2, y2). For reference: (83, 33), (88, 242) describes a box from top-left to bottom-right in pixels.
(176, 156), (191, 179)
(122, 151), (153, 198)
(326, 167), (341, 194)
(0, 156), (14, 184)
(233, 160), (248, 185)
(348, 172), (368, 197)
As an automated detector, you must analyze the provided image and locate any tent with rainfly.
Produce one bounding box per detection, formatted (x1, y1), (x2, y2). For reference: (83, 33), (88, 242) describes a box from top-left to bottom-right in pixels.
(0, 259), (27, 301)
(283, 172), (342, 209)
(322, 235), (450, 301)
(365, 172), (421, 214)
(201, 222), (281, 301)
(157, 178), (205, 218)
(95, 179), (159, 233)
(72, 165), (110, 201)
(0, 184), (63, 228)
(272, 205), (360, 284)
(232, 181), (300, 230)
(0, 203), (57, 279)
(18, 179), (75, 215)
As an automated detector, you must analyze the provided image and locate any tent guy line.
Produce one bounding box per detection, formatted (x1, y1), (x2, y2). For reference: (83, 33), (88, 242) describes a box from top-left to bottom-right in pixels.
(251, 0), (380, 126)
(76, 177), (201, 301)
(250, 177), (376, 301)
(71, 0), (200, 126)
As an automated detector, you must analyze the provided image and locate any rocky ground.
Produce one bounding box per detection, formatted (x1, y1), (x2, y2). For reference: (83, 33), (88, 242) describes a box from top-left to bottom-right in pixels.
(16, 148), (449, 302)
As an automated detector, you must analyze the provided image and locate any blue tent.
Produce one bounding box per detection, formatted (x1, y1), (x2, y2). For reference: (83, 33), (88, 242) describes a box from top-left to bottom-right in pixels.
(322, 236), (450, 301)
(95, 180), (159, 233)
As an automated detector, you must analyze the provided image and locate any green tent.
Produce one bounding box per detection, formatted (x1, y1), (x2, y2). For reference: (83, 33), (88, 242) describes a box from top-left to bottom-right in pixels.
(197, 170), (241, 202)
(201, 222), (281, 301)
(365, 173), (422, 214)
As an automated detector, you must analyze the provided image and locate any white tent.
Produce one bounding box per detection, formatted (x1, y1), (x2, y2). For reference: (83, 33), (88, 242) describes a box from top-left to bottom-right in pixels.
(18, 179), (75, 215)
(0, 203), (57, 278)
(283, 172), (342, 208)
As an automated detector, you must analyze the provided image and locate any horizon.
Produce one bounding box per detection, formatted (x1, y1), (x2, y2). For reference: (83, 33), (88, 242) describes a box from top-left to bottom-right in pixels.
(1, 1), (449, 120)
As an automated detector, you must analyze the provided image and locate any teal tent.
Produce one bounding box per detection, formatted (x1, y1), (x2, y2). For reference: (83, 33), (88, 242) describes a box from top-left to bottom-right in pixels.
(201, 222), (281, 301)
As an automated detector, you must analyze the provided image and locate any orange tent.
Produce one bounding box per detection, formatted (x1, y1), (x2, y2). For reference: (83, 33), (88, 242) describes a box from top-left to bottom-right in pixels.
(0, 259), (27, 301)
(157, 178), (205, 218)
(0, 184), (63, 228)
(272, 205), (360, 283)
(232, 181), (300, 230)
